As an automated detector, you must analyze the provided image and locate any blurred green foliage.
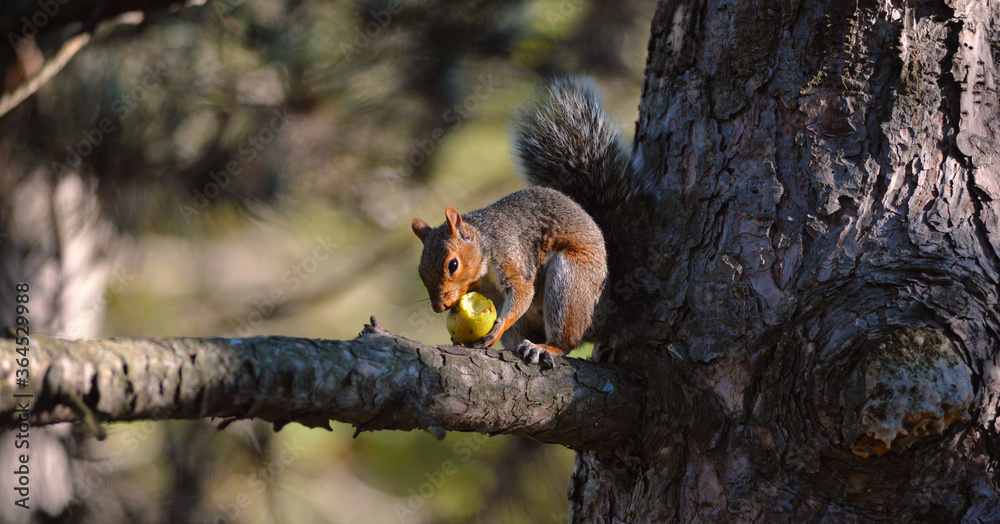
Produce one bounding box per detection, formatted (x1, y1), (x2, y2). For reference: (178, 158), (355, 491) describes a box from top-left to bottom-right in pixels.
(2, 0), (653, 521)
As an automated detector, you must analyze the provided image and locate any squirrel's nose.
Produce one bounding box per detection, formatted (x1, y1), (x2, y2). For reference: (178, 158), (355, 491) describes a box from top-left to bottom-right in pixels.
(433, 302), (447, 313)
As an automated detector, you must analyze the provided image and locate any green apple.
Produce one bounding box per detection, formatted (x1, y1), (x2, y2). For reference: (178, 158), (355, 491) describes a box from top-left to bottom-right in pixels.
(446, 292), (497, 344)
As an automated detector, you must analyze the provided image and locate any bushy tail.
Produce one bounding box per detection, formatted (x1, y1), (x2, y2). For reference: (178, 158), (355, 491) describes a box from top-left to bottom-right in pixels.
(512, 77), (651, 246)
(512, 77), (655, 347)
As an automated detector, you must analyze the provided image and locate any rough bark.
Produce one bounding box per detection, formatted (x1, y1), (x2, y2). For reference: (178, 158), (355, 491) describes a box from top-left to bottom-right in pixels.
(567, 0), (1000, 521)
(0, 318), (644, 456)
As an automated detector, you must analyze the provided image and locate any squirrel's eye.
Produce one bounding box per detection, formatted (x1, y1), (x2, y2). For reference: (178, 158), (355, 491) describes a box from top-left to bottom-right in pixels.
(448, 258), (458, 275)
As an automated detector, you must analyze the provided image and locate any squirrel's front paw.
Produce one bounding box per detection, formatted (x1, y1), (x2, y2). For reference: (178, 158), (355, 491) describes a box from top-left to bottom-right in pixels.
(472, 325), (502, 348)
(471, 337), (496, 348)
(514, 340), (556, 369)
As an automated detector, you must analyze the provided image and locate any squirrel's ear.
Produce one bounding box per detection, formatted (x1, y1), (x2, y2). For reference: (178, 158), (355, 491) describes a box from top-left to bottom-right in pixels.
(444, 206), (464, 237)
(412, 218), (432, 243)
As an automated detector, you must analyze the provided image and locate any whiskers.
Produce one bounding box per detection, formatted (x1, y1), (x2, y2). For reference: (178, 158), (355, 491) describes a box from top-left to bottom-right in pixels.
(402, 296), (435, 311)
(398, 297), (443, 337)
(407, 299), (437, 316)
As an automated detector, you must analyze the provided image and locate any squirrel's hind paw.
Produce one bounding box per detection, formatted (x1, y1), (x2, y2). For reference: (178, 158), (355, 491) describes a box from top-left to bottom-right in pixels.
(514, 340), (556, 369)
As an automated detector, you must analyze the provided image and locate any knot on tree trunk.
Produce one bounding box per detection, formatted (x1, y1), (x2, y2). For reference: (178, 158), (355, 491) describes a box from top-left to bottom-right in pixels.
(839, 328), (973, 458)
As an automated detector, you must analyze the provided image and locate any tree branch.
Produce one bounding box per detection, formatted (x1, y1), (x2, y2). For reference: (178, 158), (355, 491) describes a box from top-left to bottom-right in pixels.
(0, 33), (90, 119)
(0, 318), (643, 455)
(0, 0), (184, 41)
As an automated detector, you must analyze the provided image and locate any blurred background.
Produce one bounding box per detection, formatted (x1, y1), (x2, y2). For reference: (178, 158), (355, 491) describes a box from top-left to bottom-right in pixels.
(0, 0), (655, 522)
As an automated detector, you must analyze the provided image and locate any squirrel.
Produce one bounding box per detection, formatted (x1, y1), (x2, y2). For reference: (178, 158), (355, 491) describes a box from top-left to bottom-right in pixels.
(412, 77), (654, 368)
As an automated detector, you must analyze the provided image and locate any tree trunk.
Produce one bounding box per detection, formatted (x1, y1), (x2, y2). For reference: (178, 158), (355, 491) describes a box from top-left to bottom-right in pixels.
(568, 0), (1000, 520)
(0, 165), (117, 522)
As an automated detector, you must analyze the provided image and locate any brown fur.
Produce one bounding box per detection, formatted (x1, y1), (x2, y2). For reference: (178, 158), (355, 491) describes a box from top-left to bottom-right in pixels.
(413, 187), (607, 357)
(534, 343), (566, 356)
(413, 210), (485, 313)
